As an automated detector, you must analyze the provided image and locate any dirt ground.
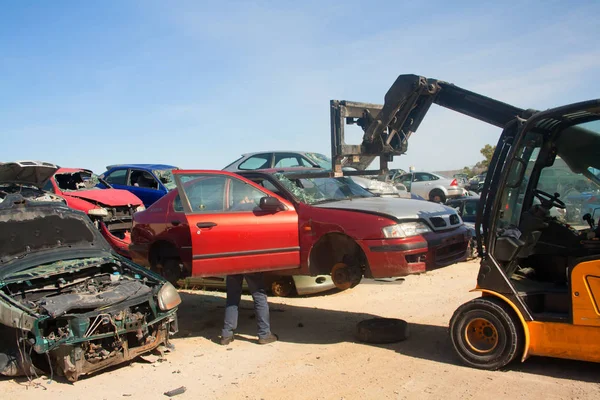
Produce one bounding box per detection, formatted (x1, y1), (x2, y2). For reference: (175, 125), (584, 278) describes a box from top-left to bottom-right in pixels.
(2, 259), (599, 399)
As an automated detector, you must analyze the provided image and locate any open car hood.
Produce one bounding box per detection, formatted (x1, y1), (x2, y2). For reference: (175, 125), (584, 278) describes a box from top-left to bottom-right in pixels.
(0, 194), (112, 274)
(0, 161), (59, 188)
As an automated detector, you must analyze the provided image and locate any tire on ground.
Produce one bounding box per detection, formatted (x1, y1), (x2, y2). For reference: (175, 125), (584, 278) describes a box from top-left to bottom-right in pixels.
(449, 297), (523, 370)
(429, 189), (446, 203)
(355, 318), (410, 344)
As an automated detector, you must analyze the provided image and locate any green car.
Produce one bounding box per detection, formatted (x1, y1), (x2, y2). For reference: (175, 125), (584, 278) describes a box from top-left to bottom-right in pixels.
(0, 192), (180, 381)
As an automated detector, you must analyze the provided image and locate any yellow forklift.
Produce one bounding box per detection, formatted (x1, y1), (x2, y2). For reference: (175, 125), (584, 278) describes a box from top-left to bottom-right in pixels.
(328, 74), (600, 369)
(449, 99), (600, 369)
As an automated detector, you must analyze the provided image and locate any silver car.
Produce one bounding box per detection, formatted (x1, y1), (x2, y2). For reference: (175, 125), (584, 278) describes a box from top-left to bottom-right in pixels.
(223, 151), (332, 171)
(394, 171), (464, 203)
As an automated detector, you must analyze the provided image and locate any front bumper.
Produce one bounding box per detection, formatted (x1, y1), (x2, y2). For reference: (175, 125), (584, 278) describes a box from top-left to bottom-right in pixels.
(422, 226), (470, 269)
(359, 235), (429, 278)
(359, 225), (470, 277)
(99, 221), (132, 258)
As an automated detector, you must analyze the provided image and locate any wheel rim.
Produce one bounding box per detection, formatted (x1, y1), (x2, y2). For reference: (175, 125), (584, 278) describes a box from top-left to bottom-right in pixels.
(464, 317), (499, 354)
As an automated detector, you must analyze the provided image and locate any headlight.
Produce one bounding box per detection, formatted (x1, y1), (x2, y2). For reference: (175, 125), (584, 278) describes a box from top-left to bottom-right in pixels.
(88, 207), (109, 217)
(135, 205), (146, 212)
(158, 282), (182, 311)
(382, 222), (431, 238)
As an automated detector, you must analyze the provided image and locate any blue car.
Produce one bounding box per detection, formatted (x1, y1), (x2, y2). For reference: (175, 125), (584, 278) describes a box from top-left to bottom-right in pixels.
(99, 164), (178, 207)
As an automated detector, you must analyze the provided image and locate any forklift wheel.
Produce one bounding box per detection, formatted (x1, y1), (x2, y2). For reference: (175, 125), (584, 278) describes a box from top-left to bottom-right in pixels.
(449, 297), (523, 370)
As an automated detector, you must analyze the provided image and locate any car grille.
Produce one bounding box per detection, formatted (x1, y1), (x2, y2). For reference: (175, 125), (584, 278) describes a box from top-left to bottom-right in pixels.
(426, 212), (462, 231)
(106, 206), (134, 221)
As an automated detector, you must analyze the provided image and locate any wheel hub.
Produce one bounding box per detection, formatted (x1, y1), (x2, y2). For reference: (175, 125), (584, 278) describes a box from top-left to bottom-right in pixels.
(331, 262), (362, 290)
(464, 317), (499, 354)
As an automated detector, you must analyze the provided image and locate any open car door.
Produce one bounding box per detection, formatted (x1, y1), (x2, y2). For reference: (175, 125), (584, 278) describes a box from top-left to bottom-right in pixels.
(173, 170), (300, 276)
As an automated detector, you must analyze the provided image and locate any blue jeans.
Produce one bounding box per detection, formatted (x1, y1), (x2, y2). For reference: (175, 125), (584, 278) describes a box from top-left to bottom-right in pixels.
(222, 273), (271, 339)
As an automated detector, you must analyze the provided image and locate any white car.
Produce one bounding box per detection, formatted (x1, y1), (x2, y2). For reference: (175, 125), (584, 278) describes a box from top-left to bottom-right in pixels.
(394, 171), (464, 203)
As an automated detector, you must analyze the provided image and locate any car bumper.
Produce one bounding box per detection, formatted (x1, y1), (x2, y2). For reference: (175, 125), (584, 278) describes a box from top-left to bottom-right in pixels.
(358, 226), (470, 277)
(99, 221), (132, 258)
(422, 226), (470, 269)
(358, 235), (429, 278)
(446, 187), (464, 198)
(292, 275), (336, 295)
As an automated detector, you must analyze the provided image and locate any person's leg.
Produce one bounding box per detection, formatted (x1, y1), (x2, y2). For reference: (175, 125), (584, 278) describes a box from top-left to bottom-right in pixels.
(221, 274), (244, 341)
(245, 273), (276, 343)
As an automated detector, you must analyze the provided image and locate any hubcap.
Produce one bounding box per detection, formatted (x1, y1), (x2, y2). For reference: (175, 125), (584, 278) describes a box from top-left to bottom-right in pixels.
(464, 317), (499, 353)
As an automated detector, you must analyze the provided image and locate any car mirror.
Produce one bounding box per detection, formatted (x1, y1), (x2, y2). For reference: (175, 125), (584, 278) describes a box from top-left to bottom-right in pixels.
(259, 196), (283, 212)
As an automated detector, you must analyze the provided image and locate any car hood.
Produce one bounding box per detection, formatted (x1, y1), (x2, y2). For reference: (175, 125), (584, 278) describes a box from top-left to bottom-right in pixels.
(0, 195), (112, 274)
(64, 188), (143, 207)
(314, 197), (462, 232)
(0, 161), (59, 188)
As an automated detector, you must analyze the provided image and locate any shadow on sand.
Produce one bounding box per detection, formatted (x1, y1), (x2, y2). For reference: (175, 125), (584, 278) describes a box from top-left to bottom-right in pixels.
(177, 291), (600, 384)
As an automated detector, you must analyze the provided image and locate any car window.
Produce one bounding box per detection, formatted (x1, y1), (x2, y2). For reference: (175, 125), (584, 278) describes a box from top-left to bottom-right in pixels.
(238, 154), (272, 170)
(252, 177), (285, 198)
(227, 178), (266, 212)
(42, 180), (55, 193)
(104, 169), (128, 185)
(414, 173), (434, 182)
(178, 174), (227, 213)
(129, 169), (159, 190)
(274, 153), (312, 168)
(397, 174), (412, 184)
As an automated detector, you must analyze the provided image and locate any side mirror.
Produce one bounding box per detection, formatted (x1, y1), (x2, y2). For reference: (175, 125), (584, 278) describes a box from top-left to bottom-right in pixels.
(259, 196), (282, 212)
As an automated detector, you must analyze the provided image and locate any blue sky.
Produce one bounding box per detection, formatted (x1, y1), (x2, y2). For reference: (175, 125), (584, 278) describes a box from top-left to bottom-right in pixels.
(1, 1), (599, 173)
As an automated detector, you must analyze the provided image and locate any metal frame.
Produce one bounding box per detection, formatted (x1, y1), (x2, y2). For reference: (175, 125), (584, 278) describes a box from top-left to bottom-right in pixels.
(330, 74), (524, 177)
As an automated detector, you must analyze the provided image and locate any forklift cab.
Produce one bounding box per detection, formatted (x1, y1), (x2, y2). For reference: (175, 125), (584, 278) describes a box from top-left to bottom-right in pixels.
(451, 100), (600, 370)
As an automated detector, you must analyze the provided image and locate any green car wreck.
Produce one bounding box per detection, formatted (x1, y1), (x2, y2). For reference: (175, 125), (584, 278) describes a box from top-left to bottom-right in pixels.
(0, 194), (180, 381)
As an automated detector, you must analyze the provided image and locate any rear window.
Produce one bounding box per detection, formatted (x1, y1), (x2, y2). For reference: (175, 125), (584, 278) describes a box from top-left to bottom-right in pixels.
(239, 154), (271, 170)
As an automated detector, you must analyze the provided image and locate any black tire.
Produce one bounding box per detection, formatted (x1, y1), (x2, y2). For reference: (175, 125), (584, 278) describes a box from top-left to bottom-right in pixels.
(429, 189), (446, 203)
(271, 278), (296, 297)
(449, 297), (523, 370)
(355, 318), (409, 344)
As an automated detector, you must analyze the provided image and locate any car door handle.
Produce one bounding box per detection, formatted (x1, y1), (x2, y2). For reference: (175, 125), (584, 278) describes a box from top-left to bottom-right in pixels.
(197, 222), (217, 229)
(171, 220), (181, 226)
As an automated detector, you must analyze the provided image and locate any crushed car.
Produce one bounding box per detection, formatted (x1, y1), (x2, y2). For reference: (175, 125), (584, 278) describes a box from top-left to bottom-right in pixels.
(129, 167), (469, 290)
(0, 194), (180, 381)
(0, 161), (66, 204)
(44, 167), (146, 258)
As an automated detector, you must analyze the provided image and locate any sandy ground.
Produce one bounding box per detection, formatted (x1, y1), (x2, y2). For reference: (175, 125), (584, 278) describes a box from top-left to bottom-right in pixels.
(2, 259), (599, 400)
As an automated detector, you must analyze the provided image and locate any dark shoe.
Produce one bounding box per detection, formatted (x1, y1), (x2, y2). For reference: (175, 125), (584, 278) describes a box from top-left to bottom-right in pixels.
(258, 333), (278, 345)
(220, 335), (234, 345)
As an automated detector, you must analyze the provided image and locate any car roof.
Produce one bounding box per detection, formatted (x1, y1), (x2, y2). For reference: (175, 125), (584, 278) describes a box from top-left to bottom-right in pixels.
(105, 164), (178, 171)
(239, 167), (327, 175)
(239, 151), (330, 157)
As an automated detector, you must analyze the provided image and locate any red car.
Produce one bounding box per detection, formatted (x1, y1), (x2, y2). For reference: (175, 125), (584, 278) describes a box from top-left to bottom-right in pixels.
(45, 168), (146, 257)
(130, 168), (469, 287)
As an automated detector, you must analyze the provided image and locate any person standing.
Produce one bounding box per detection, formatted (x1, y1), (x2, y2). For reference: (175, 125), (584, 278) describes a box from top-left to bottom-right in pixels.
(220, 272), (278, 345)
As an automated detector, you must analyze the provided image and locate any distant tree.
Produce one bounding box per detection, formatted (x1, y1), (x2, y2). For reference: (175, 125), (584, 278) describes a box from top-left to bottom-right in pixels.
(479, 144), (496, 169)
(462, 144), (496, 177)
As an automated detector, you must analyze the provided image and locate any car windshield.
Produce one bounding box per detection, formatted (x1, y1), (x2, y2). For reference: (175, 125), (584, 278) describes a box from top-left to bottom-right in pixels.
(304, 153), (332, 170)
(154, 169), (176, 190)
(273, 173), (374, 204)
(55, 171), (101, 191)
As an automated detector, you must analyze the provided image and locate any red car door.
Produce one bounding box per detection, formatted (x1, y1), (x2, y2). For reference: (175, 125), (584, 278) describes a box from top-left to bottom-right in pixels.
(173, 170), (300, 276)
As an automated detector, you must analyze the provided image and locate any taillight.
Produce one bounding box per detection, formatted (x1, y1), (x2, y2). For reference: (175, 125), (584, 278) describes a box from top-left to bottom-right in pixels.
(450, 179), (458, 186)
